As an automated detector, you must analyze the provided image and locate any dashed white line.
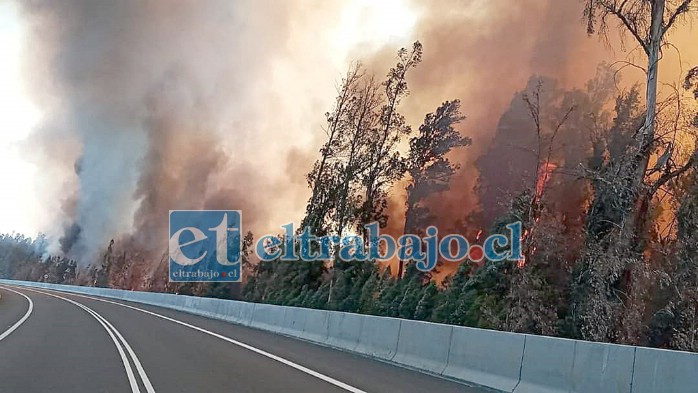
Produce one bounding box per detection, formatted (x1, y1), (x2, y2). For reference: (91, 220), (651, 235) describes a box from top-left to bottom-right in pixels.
(0, 286), (34, 343)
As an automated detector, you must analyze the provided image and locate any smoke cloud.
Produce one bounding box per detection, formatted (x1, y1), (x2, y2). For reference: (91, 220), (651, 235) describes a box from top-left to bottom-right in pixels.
(368, 0), (612, 235)
(14, 0), (696, 281)
(18, 0), (390, 266)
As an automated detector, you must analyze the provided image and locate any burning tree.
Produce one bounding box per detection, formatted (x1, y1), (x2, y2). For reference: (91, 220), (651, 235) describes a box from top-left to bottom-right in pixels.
(493, 81), (580, 335)
(303, 42), (423, 239)
(360, 42), (423, 233)
(567, 0), (698, 343)
(584, 0), (696, 191)
(303, 65), (365, 235)
(400, 99), (472, 278)
(649, 173), (698, 350)
(246, 43), (426, 308)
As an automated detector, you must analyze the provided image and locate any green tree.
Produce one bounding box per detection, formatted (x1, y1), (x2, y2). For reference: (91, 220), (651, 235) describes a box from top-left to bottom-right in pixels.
(414, 282), (438, 321)
(399, 100), (471, 277)
(359, 42), (423, 233)
(578, 3), (698, 342)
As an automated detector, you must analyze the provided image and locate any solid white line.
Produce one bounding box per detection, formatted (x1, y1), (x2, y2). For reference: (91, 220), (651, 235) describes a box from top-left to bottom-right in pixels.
(40, 288), (367, 393)
(0, 286), (34, 342)
(88, 305), (156, 393)
(18, 287), (146, 393)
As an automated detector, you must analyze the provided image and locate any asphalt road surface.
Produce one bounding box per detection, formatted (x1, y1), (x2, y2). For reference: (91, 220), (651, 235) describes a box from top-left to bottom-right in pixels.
(0, 285), (488, 393)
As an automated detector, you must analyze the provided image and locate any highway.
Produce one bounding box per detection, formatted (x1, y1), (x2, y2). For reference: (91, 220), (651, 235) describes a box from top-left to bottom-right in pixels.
(0, 285), (485, 392)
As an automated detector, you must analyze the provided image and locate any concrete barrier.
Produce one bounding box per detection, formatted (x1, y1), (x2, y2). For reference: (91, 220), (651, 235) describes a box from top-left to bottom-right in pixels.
(298, 308), (329, 344)
(570, 340), (634, 393)
(4, 279), (698, 393)
(249, 303), (287, 334)
(393, 319), (453, 374)
(207, 298), (228, 320)
(632, 346), (698, 393)
(442, 326), (525, 392)
(354, 315), (401, 361)
(218, 301), (255, 326)
(190, 296), (220, 319)
(516, 335), (635, 393)
(516, 334), (575, 393)
(279, 306), (306, 336)
(325, 311), (363, 351)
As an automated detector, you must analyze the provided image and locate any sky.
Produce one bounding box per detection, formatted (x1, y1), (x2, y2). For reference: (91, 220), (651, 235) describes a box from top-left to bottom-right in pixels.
(0, 1), (41, 236)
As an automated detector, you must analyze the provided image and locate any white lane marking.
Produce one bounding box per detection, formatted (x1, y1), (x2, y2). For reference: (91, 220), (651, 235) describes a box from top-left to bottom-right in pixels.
(89, 306), (156, 393)
(40, 288), (367, 393)
(18, 287), (154, 393)
(0, 286), (34, 342)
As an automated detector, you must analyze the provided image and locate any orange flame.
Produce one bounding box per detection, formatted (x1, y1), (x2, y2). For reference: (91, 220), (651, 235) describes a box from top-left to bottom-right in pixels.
(535, 161), (558, 203)
(517, 228), (531, 268)
(517, 256), (526, 268)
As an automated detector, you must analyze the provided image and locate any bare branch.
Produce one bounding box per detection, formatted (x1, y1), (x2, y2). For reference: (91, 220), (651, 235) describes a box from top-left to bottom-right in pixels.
(611, 8), (650, 55)
(649, 150), (698, 196)
(664, 0), (694, 34)
(611, 59), (648, 75)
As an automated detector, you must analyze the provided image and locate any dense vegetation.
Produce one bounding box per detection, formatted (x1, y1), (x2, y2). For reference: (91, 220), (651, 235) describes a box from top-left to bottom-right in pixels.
(2, 0), (698, 353)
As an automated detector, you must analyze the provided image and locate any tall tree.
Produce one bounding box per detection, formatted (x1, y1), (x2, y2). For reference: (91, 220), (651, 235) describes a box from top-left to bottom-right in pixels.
(399, 100), (471, 277)
(361, 42), (423, 233)
(574, 0), (698, 342)
(651, 173), (698, 350)
(686, 66), (698, 126)
(303, 65), (364, 234)
(648, 69), (698, 350)
(583, 0), (697, 237)
(334, 75), (382, 238)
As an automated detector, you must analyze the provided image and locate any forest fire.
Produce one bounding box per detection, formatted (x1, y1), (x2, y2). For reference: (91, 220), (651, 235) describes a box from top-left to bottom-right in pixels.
(1, 0), (697, 357)
(517, 228), (530, 268)
(515, 160), (558, 268)
(535, 161), (559, 204)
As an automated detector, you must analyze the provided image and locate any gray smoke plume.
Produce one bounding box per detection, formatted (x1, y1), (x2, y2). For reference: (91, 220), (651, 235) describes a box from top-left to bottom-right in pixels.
(17, 0), (694, 279)
(373, 0), (611, 231)
(18, 0), (347, 266)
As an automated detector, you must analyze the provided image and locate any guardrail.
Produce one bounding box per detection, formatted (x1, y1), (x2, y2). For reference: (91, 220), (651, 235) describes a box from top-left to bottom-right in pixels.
(2, 279), (696, 392)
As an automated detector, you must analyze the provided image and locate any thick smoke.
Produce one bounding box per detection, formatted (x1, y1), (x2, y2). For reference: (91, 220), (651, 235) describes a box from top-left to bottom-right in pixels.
(368, 0), (611, 235)
(476, 70), (616, 225)
(18, 0), (361, 267)
(16, 0), (696, 281)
